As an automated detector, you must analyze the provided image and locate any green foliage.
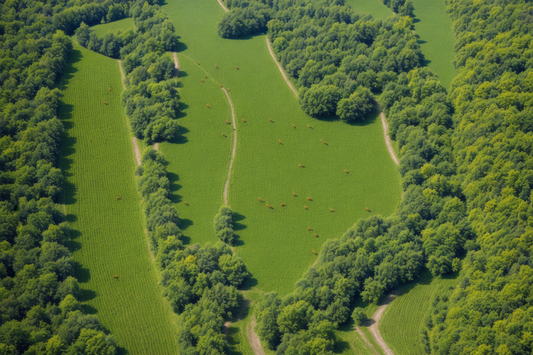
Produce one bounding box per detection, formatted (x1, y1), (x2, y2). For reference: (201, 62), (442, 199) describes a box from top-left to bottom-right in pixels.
(217, 4), (272, 38)
(300, 85), (343, 117)
(336, 86), (374, 122)
(351, 307), (366, 326)
(214, 206), (235, 244)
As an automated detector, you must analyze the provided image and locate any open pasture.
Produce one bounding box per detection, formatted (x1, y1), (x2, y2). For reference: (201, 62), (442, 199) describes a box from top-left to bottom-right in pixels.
(91, 17), (134, 36)
(379, 271), (459, 354)
(59, 44), (178, 355)
(345, 0), (393, 20)
(412, 0), (456, 89)
(162, 0), (401, 295)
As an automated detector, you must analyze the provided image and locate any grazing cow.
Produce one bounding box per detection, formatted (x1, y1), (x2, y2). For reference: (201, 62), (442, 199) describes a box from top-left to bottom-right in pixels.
(307, 227), (312, 231)
(307, 125), (312, 129)
(184, 201), (188, 205)
(108, 87), (111, 91)
(292, 124), (296, 128)
(236, 66), (239, 69)
(314, 234), (318, 238)
(258, 198), (262, 201)
(323, 142), (328, 145)
(304, 206), (308, 209)
(312, 250), (317, 255)
(207, 104), (210, 108)
(266, 204), (271, 208)
(116, 196), (120, 200)
(366, 207), (371, 212)
(293, 193), (297, 197)
(281, 203), (285, 207)
(196, 62), (199, 65)
(114, 275), (118, 279)
(220, 85), (222, 87)
(278, 140), (282, 144)
(222, 133), (226, 137)
(298, 164), (302, 167)
(269, 119), (273, 122)
(330, 208), (334, 212)
(205, 75), (208, 78)
(307, 197), (312, 201)
(103, 101), (107, 105)
(215, 65), (218, 68)
(200, 79), (204, 82)
(344, 170), (349, 173)
(242, 119), (246, 123)
(225, 120), (229, 124)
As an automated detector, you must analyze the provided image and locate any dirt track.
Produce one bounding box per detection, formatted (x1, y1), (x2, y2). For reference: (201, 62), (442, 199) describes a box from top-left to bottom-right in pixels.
(247, 316), (265, 355)
(154, 143), (159, 151)
(173, 52), (180, 76)
(379, 109), (399, 166)
(222, 88), (236, 206)
(356, 327), (380, 355)
(265, 37), (298, 97)
(217, 0), (229, 12)
(368, 294), (396, 355)
(118, 60), (126, 90)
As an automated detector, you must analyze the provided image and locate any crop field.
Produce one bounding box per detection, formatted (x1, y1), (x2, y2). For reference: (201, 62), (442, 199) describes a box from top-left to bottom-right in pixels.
(412, 0), (456, 89)
(379, 271), (459, 354)
(345, 0), (393, 20)
(163, 0), (402, 295)
(91, 17), (134, 36)
(59, 44), (178, 354)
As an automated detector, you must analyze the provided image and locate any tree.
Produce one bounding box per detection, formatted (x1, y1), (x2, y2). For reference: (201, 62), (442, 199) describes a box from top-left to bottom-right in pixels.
(352, 308), (366, 326)
(300, 85), (343, 117)
(336, 87), (374, 122)
(214, 206), (235, 245)
(76, 22), (91, 48)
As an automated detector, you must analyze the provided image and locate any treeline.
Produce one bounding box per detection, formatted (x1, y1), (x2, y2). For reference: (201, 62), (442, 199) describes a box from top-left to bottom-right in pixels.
(419, 0), (533, 353)
(219, 0), (421, 121)
(136, 150), (248, 354)
(380, 0), (414, 17)
(76, 0), (180, 144)
(0, 1), (120, 354)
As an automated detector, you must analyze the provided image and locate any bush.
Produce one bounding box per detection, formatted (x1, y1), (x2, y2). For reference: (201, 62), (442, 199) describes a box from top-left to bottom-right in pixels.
(214, 205), (235, 245)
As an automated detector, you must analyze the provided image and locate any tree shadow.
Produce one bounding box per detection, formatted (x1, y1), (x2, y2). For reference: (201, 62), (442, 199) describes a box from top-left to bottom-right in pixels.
(232, 212), (247, 231)
(240, 271), (258, 290)
(177, 70), (188, 78)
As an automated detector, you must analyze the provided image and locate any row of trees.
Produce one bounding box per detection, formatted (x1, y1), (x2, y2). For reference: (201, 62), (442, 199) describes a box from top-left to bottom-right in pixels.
(76, 1), (180, 143)
(214, 206), (236, 245)
(219, 0), (421, 122)
(137, 149), (249, 354)
(0, 1), (122, 353)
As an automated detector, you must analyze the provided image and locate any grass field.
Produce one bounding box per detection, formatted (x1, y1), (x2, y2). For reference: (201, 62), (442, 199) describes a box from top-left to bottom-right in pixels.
(59, 44), (178, 355)
(345, 0), (393, 20)
(162, 0), (402, 295)
(379, 271), (459, 354)
(91, 17), (134, 36)
(411, 0), (456, 89)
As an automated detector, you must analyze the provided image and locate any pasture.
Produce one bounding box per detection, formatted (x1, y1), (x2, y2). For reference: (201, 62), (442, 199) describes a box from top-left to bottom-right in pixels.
(163, 0), (402, 295)
(412, 0), (456, 89)
(345, 0), (393, 20)
(59, 44), (178, 354)
(91, 17), (134, 36)
(379, 271), (459, 354)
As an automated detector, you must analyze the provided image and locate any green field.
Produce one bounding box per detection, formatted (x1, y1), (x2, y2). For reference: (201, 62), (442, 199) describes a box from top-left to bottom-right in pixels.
(59, 44), (178, 355)
(91, 17), (134, 36)
(379, 271), (459, 354)
(345, 0), (393, 20)
(412, 0), (456, 89)
(162, 0), (402, 295)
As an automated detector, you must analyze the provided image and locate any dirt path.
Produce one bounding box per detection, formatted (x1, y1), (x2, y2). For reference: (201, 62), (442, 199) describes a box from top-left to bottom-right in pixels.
(247, 316), (265, 355)
(355, 327), (380, 355)
(117, 60), (126, 90)
(132, 137), (142, 166)
(154, 143), (159, 151)
(222, 88), (236, 206)
(367, 294), (396, 355)
(265, 37), (298, 97)
(216, 0), (229, 12)
(377, 105), (399, 166)
(172, 52), (180, 77)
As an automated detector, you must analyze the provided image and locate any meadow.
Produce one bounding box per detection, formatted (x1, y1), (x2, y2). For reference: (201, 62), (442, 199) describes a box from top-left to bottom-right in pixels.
(91, 17), (134, 36)
(345, 0), (393, 20)
(411, 0), (456, 89)
(379, 271), (459, 354)
(59, 44), (178, 355)
(162, 0), (402, 295)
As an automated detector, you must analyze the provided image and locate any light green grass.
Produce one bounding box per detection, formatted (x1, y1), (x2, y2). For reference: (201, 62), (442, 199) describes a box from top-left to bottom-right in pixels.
(345, 0), (393, 20)
(59, 44), (178, 355)
(412, 0), (456, 90)
(379, 271), (459, 355)
(336, 320), (381, 355)
(163, 0), (401, 295)
(91, 17), (134, 36)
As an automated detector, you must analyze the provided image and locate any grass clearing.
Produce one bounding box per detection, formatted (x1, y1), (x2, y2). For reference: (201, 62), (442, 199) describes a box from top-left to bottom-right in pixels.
(163, 0), (401, 295)
(412, 0), (456, 89)
(59, 44), (178, 355)
(345, 0), (393, 20)
(379, 271), (459, 355)
(91, 17), (134, 36)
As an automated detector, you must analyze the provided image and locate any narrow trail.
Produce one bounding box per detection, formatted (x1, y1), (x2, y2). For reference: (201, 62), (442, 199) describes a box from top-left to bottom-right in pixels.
(377, 104), (399, 165)
(367, 294), (396, 355)
(132, 138), (142, 166)
(265, 37), (298, 97)
(222, 88), (236, 206)
(216, 0), (229, 12)
(355, 327), (380, 355)
(117, 60), (126, 90)
(173, 52), (180, 76)
(247, 316), (265, 355)
(154, 143), (159, 151)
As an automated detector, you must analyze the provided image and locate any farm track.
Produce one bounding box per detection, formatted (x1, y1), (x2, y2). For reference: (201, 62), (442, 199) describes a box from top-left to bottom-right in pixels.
(247, 316), (266, 355)
(173, 52), (180, 76)
(377, 102), (399, 166)
(265, 37), (298, 97)
(216, 0), (229, 12)
(132, 138), (142, 166)
(222, 88), (236, 206)
(356, 327), (380, 355)
(368, 294), (396, 355)
(118, 59), (126, 90)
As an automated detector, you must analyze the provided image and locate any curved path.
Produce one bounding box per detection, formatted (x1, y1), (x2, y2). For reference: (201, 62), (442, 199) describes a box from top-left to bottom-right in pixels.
(247, 316), (266, 355)
(265, 37), (298, 97)
(173, 52), (180, 76)
(222, 88), (236, 206)
(355, 327), (380, 355)
(217, 0), (229, 12)
(379, 110), (399, 166)
(367, 294), (396, 355)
